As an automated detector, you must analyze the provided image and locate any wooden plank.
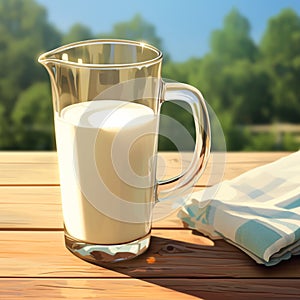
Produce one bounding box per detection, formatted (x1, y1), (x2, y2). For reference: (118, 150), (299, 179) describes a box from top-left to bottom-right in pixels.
(0, 160), (261, 186)
(0, 163), (59, 186)
(0, 186), (62, 229)
(0, 151), (58, 164)
(212, 151), (290, 163)
(0, 278), (299, 300)
(145, 278), (300, 300)
(0, 151), (298, 300)
(0, 186), (187, 229)
(157, 151), (290, 164)
(0, 151), (287, 164)
(0, 278), (198, 300)
(0, 230), (300, 278)
(157, 152), (291, 186)
(0, 152), (290, 186)
(0, 231), (119, 278)
(0, 152), (292, 228)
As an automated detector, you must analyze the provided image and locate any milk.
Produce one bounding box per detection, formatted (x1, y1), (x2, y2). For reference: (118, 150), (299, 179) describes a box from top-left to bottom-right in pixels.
(54, 100), (158, 244)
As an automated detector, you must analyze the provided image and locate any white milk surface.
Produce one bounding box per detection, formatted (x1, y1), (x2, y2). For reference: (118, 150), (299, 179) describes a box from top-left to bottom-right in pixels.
(55, 100), (158, 244)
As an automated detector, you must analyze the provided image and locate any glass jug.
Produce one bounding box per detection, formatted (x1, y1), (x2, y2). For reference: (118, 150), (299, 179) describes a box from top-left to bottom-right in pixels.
(39, 39), (210, 264)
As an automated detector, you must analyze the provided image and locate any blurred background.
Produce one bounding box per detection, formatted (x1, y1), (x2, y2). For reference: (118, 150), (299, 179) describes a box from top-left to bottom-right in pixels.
(0, 0), (300, 151)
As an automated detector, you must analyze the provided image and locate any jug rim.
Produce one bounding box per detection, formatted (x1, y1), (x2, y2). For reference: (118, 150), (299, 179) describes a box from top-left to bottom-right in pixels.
(38, 39), (163, 69)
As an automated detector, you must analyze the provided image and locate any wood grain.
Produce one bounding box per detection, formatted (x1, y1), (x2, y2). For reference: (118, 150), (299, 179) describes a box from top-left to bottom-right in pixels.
(0, 152), (290, 186)
(0, 186), (62, 229)
(145, 278), (300, 300)
(0, 230), (299, 278)
(0, 186), (187, 229)
(0, 151), (288, 164)
(1, 278), (299, 300)
(0, 279), (198, 300)
(0, 151), (58, 163)
(0, 152), (297, 300)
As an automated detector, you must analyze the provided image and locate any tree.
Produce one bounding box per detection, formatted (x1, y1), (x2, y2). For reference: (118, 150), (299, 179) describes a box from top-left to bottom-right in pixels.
(162, 58), (202, 84)
(1, 1), (298, 151)
(11, 82), (54, 150)
(99, 14), (163, 50)
(221, 60), (272, 124)
(187, 9), (275, 150)
(210, 8), (258, 62)
(260, 9), (300, 65)
(0, 0), (61, 110)
(62, 23), (94, 44)
(0, 103), (10, 149)
(0, 0), (61, 149)
(193, 9), (260, 113)
(260, 9), (300, 122)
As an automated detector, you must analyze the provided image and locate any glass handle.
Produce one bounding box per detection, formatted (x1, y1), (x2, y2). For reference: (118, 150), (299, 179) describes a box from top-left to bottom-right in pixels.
(157, 81), (211, 202)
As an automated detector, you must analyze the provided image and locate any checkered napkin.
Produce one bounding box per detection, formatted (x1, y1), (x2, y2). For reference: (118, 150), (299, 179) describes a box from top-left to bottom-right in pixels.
(178, 151), (300, 266)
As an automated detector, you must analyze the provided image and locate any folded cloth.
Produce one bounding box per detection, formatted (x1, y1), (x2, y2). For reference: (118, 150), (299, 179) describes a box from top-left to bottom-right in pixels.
(178, 151), (300, 266)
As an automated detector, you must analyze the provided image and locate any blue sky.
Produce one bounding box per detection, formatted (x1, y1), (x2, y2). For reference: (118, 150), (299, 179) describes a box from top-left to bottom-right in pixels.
(37, 0), (300, 62)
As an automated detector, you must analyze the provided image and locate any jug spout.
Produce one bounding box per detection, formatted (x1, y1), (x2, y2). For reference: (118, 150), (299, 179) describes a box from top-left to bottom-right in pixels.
(38, 51), (56, 79)
(38, 43), (79, 79)
(38, 51), (53, 65)
(38, 49), (65, 113)
(38, 40), (163, 114)
(40, 41), (104, 115)
(38, 43), (95, 113)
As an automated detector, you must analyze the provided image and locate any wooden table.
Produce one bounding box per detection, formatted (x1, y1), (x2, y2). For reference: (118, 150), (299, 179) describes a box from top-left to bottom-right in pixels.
(0, 151), (299, 299)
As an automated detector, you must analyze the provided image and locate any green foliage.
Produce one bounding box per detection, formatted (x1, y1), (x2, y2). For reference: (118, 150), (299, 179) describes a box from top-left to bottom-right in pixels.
(260, 9), (300, 64)
(158, 100), (195, 151)
(0, 0), (60, 149)
(99, 14), (163, 50)
(0, 1), (299, 151)
(260, 9), (300, 123)
(282, 133), (300, 151)
(162, 58), (202, 84)
(0, 103), (10, 149)
(244, 132), (277, 151)
(0, 0), (61, 116)
(62, 23), (94, 44)
(221, 60), (272, 124)
(11, 82), (54, 150)
(211, 8), (258, 62)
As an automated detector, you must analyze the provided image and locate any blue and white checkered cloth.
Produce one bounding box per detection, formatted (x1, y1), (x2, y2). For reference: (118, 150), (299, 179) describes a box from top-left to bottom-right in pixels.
(178, 151), (300, 266)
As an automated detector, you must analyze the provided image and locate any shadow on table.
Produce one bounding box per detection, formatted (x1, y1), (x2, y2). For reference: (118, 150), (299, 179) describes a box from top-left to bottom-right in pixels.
(96, 232), (298, 299)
